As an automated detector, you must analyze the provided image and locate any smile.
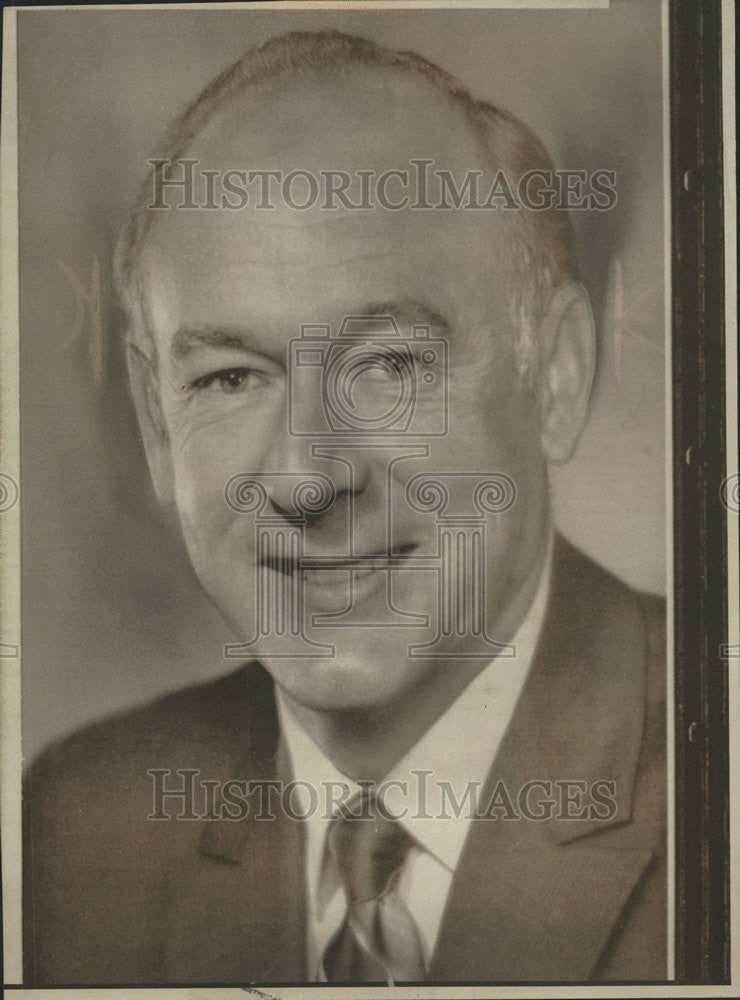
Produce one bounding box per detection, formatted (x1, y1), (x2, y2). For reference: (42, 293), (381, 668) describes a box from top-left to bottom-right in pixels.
(259, 545), (417, 602)
(260, 543), (416, 575)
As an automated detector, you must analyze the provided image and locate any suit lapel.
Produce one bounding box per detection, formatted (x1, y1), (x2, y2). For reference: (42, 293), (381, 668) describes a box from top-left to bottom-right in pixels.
(164, 664), (307, 983)
(429, 835), (653, 981)
(431, 536), (653, 981)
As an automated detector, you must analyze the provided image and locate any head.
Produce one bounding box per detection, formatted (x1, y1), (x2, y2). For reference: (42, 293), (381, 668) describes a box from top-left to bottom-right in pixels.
(115, 30), (595, 717)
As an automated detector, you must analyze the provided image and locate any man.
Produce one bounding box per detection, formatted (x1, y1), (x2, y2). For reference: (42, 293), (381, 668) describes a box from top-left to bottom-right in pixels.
(23, 30), (666, 984)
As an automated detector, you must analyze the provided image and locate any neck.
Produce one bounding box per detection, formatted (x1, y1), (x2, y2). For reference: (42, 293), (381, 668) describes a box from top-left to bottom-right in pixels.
(280, 518), (553, 784)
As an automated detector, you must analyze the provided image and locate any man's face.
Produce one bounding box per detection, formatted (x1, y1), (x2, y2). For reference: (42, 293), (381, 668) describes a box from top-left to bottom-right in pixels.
(140, 72), (550, 714)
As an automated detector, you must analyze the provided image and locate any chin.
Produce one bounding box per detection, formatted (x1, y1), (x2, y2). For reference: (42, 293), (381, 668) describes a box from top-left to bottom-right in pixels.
(265, 650), (415, 715)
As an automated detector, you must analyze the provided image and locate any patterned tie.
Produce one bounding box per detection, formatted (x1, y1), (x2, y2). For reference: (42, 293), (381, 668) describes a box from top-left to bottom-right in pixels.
(322, 791), (427, 983)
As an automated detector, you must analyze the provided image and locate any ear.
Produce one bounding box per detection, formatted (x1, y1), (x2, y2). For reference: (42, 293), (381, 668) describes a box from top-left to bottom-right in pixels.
(127, 342), (175, 504)
(536, 282), (596, 465)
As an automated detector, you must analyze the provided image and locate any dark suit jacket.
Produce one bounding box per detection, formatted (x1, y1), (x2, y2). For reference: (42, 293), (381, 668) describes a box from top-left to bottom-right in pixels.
(23, 536), (667, 984)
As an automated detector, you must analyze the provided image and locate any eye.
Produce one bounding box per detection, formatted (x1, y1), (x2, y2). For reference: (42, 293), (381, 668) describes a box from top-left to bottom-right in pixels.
(360, 349), (413, 379)
(189, 367), (266, 394)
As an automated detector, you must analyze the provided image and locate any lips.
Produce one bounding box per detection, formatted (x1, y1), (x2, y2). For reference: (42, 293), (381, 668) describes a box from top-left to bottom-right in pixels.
(256, 543), (418, 614)
(301, 558), (395, 588)
(260, 542), (416, 575)
(260, 543), (416, 577)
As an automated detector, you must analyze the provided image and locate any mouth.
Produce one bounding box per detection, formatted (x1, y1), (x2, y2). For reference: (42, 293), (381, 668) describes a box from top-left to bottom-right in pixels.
(260, 543), (417, 582)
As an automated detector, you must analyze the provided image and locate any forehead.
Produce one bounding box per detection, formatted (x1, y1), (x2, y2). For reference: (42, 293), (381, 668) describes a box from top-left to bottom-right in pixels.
(143, 68), (512, 343)
(189, 67), (483, 172)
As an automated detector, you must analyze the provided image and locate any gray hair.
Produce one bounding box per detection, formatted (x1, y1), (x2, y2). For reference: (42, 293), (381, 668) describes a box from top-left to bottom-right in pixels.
(114, 29), (578, 383)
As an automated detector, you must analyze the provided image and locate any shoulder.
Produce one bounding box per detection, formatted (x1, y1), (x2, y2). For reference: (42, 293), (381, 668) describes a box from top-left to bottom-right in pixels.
(567, 541), (667, 827)
(553, 534), (666, 624)
(549, 534), (666, 684)
(24, 661), (275, 819)
(549, 535), (667, 775)
(23, 661), (278, 983)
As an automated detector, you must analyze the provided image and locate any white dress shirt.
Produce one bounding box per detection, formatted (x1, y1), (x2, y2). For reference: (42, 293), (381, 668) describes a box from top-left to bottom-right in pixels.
(276, 542), (552, 980)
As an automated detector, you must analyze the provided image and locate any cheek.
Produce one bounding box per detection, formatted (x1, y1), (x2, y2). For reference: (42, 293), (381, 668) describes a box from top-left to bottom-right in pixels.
(167, 404), (278, 520)
(170, 458), (231, 581)
(442, 384), (539, 474)
(167, 431), (247, 564)
(431, 384), (543, 563)
(476, 375), (541, 466)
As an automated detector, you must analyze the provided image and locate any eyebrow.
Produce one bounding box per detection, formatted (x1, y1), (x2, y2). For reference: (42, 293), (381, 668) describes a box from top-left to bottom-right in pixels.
(169, 301), (450, 361)
(170, 326), (261, 361)
(359, 300), (450, 333)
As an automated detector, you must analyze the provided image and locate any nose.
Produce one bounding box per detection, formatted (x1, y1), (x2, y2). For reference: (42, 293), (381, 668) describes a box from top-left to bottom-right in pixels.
(260, 412), (370, 522)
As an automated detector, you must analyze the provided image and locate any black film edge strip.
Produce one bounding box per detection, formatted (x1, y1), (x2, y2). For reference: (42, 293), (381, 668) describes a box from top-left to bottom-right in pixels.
(670, 0), (730, 984)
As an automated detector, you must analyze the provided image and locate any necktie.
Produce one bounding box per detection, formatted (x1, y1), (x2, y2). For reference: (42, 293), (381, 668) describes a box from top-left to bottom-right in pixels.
(322, 791), (426, 984)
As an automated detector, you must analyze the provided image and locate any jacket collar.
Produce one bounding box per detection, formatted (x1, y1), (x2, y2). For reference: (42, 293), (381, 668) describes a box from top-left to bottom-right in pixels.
(429, 534), (654, 980)
(494, 533), (648, 843)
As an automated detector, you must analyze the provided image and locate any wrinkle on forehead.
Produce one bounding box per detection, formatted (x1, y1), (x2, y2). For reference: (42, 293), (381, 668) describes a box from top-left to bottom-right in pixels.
(146, 175), (505, 278)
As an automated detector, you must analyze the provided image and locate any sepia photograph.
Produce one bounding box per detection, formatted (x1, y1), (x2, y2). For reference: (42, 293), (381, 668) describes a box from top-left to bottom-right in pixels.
(0, 0), (735, 995)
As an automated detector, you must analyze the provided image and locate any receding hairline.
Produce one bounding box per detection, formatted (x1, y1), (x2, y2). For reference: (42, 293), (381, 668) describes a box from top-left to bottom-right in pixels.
(174, 60), (492, 170)
(115, 29), (578, 383)
(118, 31), (563, 273)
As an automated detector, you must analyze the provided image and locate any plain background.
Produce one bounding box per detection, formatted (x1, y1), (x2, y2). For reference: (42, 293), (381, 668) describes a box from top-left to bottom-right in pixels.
(18, 1), (666, 760)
